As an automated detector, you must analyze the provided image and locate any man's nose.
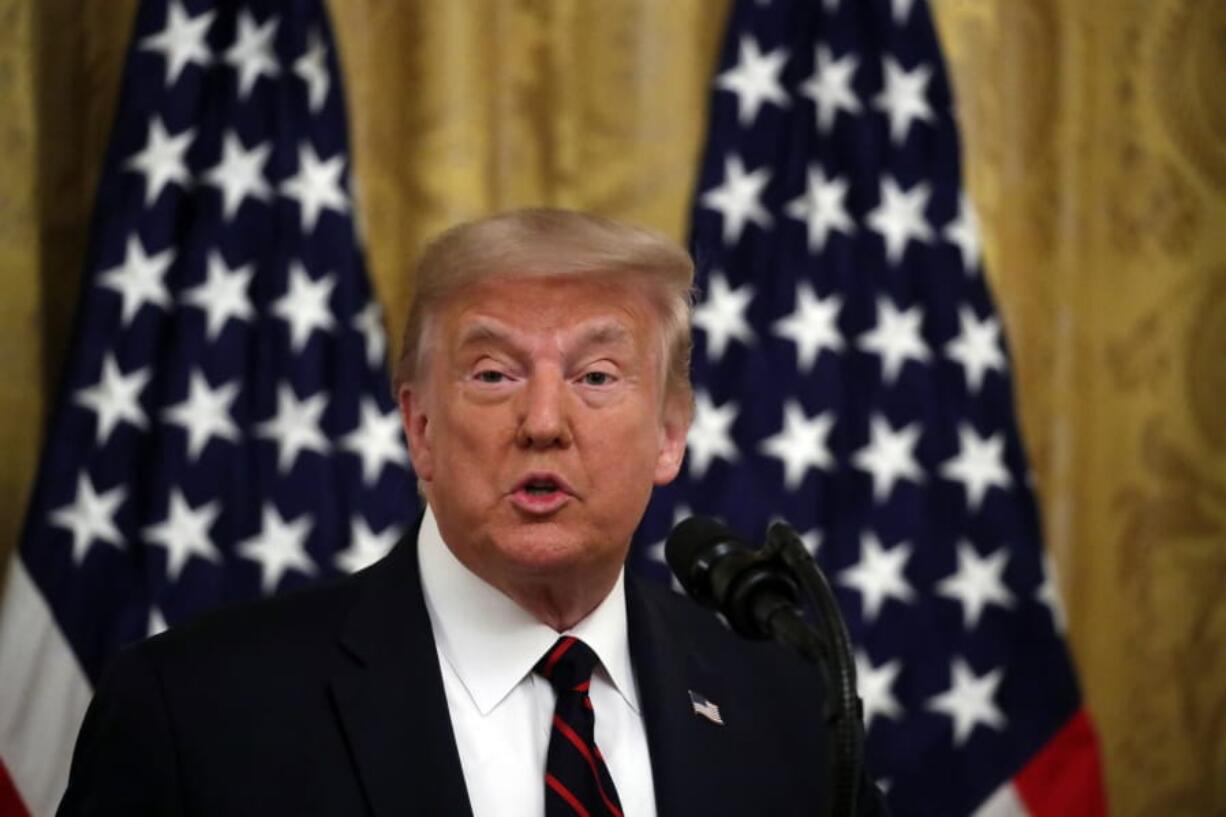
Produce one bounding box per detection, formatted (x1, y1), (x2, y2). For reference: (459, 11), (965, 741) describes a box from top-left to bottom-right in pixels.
(516, 369), (573, 449)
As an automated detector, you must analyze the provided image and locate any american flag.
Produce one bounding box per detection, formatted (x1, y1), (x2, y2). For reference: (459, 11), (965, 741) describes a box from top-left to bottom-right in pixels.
(634, 1), (1107, 814)
(0, 1), (415, 814)
(688, 689), (726, 726)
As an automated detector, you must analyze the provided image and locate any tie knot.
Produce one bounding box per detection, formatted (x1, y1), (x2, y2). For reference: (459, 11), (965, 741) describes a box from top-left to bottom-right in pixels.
(534, 636), (599, 693)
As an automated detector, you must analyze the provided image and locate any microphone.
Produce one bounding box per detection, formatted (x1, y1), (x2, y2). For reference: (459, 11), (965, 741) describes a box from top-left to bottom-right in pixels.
(666, 515), (865, 817)
(664, 515), (803, 640)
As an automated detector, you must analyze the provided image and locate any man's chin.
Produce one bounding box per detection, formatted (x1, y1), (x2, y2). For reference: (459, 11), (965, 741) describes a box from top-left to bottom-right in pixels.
(486, 524), (622, 580)
(494, 532), (592, 573)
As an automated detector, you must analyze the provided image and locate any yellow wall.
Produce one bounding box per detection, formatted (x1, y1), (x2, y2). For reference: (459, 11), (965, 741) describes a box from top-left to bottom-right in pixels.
(1, 1), (1222, 813)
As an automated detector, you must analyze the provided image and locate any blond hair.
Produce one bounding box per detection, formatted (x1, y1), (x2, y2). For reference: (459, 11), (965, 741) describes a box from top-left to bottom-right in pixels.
(393, 208), (695, 409)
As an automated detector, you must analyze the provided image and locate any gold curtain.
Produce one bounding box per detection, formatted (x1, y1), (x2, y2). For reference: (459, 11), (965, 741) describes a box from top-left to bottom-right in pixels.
(1, 1), (1222, 814)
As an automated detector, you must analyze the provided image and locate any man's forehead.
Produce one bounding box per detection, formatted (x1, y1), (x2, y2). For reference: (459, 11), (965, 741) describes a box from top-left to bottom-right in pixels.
(453, 313), (636, 349)
(442, 277), (653, 345)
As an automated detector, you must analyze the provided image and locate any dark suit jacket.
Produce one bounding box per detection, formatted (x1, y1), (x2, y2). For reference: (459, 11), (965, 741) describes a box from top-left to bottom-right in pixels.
(58, 526), (888, 816)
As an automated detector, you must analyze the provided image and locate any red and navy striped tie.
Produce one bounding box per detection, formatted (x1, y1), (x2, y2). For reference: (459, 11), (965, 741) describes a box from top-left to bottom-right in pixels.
(535, 636), (625, 817)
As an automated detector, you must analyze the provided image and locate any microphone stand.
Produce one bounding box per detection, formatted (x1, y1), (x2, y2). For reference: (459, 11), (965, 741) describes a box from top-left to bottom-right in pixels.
(756, 522), (864, 817)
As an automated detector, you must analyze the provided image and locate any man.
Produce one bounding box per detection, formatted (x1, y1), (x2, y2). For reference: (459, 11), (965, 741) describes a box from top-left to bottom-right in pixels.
(58, 209), (887, 816)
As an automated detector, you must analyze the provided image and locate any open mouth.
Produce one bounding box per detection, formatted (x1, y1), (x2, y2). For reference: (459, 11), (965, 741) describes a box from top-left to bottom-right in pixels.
(523, 478), (560, 496)
(511, 472), (574, 514)
(514, 471), (573, 496)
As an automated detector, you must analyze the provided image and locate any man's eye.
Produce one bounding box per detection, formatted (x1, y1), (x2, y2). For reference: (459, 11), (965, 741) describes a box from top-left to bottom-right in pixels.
(580, 371), (614, 387)
(474, 370), (506, 384)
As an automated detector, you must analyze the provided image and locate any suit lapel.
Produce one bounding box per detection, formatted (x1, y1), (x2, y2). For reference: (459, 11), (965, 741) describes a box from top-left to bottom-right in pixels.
(627, 578), (743, 817)
(329, 529), (474, 817)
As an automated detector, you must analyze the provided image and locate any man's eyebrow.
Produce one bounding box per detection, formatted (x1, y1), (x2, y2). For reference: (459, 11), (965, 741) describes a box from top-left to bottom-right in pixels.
(574, 320), (633, 347)
(454, 316), (635, 355)
(455, 318), (522, 349)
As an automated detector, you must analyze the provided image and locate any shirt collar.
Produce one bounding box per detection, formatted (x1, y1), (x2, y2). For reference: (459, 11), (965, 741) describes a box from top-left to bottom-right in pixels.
(417, 505), (640, 716)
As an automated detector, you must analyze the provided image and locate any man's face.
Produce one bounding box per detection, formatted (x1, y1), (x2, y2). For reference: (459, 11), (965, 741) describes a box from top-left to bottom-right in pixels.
(400, 274), (689, 601)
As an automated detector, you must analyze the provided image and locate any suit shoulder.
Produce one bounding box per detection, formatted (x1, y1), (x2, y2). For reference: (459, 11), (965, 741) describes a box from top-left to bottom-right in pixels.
(125, 567), (366, 679)
(631, 577), (729, 640)
(632, 576), (822, 682)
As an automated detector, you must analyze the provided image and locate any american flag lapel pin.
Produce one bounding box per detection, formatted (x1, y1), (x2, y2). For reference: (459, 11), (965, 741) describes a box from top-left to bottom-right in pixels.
(688, 689), (724, 726)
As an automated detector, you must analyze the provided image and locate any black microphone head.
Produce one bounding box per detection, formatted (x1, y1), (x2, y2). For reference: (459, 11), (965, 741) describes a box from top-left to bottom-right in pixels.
(666, 515), (803, 639)
(665, 515), (745, 607)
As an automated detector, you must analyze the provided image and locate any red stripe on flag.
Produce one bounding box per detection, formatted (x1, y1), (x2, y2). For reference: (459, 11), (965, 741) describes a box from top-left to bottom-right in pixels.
(0, 760), (32, 817)
(1013, 709), (1107, 817)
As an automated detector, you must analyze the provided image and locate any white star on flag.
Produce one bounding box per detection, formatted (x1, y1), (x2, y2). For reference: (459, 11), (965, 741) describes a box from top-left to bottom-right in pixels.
(715, 35), (790, 127)
(142, 489), (222, 582)
(201, 131), (272, 221)
(945, 306), (1005, 392)
(74, 355), (150, 446)
(866, 176), (934, 266)
(352, 301), (387, 370)
(692, 272), (756, 362)
(255, 384), (330, 474)
(647, 505), (693, 593)
(49, 474), (127, 564)
(759, 400), (834, 491)
(294, 29), (331, 113)
(939, 423), (1011, 511)
(772, 282), (843, 372)
(857, 297), (930, 384)
(139, 0), (215, 86)
(271, 262), (337, 353)
(182, 251), (255, 341)
(334, 516), (402, 574)
(700, 154), (773, 245)
(794, 526), (822, 558)
(839, 532), (915, 621)
(687, 391), (740, 478)
(148, 606), (169, 638)
(279, 142), (349, 234)
(936, 541), (1015, 629)
(926, 657), (1007, 746)
(800, 45), (861, 134)
(224, 10), (280, 99)
(851, 414), (924, 502)
(943, 192), (982, 274)
(97, 235), (174, 326)
(890, 0), (918, 25)
(873, 56), (934, 144)
(236, 503), (317, 594)
(1037, 552), (1068, 634)
(125, 117), (195, 206)
(784, 164), (855, 253)
(856, 651), (904, 730)
(341, 399), (410, 486)
(161, 370), (241, 461)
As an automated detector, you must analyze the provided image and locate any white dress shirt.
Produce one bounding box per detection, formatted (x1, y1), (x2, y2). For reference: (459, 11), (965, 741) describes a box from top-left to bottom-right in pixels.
(417, 506), (658, 817)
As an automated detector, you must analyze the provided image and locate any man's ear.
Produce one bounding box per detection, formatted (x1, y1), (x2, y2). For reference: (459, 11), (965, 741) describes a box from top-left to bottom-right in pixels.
(653, 393), (692, 486)
(399, 385), (434, 481)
